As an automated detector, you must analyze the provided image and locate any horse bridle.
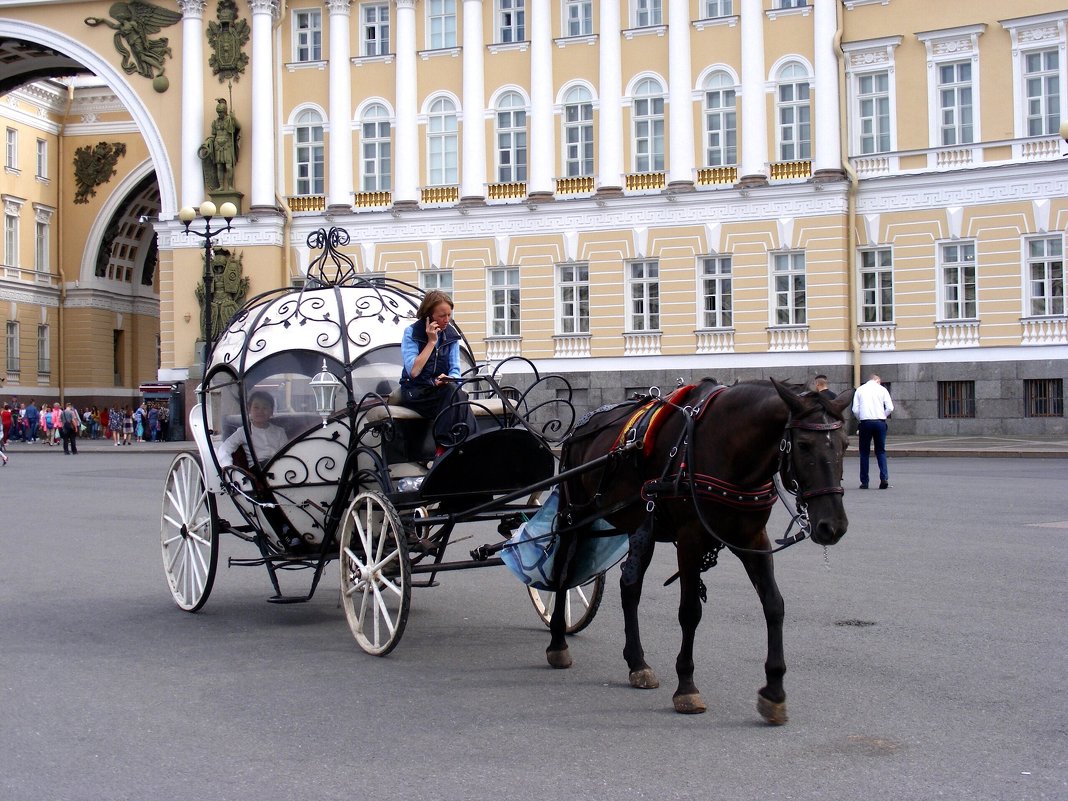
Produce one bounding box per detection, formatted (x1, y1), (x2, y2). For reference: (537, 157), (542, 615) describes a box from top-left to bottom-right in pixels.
(778, 415), (847, 501)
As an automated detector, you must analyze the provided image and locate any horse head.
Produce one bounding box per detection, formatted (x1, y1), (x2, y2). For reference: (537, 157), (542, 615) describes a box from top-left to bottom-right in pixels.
(771, 378), (854, 546)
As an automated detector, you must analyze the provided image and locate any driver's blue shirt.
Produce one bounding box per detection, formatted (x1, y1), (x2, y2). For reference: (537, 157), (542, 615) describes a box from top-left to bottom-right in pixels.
(400, 320), (462, 389)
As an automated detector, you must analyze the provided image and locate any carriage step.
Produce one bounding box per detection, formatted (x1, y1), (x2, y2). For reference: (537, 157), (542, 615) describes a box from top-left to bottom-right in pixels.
(266, 594), (313, 604)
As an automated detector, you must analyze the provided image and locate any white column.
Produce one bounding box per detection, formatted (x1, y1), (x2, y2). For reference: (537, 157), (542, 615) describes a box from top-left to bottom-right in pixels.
(738, 0), (768, 185)
(666, 0), (694, 189)
(597, 0), (624, 193)
(528, 0), (554, 198)
(178, 0), (206, 210)
(327, 0), (354, 208)
(248, 0), (279, 208)
(812, 0), (843, 180)
(461, 0), (486, 202)
(393, 0), (420, 205)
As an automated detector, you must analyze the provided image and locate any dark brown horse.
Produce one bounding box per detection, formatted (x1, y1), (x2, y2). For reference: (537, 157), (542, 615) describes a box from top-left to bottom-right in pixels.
(548, 378), (854, 722)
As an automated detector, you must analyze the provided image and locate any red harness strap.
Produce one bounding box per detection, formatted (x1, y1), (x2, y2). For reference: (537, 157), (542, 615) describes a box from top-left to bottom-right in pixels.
(614, 384), (699, 457)
(644, 472), (777, 511)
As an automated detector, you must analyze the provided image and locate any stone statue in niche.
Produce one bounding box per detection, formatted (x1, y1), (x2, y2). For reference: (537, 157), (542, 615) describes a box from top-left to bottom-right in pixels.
(199, 98), (241, 194)
(73, 142), (127, 205)
(196, 247), (249, 342)
(85, 1), (182, 93)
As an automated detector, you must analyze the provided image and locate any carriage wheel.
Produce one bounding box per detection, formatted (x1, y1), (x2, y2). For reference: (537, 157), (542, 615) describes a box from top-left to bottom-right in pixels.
(527, 573), (605, 635)
(339, 491), (412, 656)
(160, 453), (219, 612)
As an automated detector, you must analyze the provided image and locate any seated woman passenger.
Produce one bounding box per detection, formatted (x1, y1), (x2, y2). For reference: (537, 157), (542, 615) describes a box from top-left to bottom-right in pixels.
(218, 390), (289, 468)
(399, 290), (476, 456)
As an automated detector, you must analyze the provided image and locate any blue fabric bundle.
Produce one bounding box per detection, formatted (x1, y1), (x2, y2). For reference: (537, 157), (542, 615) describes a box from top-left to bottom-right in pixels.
(500, 487), (629, 591)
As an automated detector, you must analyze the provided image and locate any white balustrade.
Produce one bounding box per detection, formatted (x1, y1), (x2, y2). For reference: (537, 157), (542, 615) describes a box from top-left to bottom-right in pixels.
(935, 320), (980, 348)
(694, 329), (735, 353)
(857, 323), (896, 351)
(553, 335), (592, 358)
(1021, 316), (1067, 346)
(767, 327), (809, 352)
(623, 332), (662, 356)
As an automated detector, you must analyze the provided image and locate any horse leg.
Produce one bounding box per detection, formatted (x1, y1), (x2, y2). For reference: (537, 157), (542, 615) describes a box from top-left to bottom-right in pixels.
(672, 534), (707, 714)
(736, 545), (788, 725)
(620, 516), (659, 689)
(546, 531), (579, 669)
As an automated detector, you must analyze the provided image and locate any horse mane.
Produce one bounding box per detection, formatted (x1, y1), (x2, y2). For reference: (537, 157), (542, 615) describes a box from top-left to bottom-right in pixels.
(709, 377), (846, 420)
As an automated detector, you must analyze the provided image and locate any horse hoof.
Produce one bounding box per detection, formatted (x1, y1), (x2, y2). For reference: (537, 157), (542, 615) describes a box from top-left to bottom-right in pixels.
(757, 694), (788, 725)
(673, 693), (707, 714)
(546, 648), (572, 669)
(628, 668), (660, 689)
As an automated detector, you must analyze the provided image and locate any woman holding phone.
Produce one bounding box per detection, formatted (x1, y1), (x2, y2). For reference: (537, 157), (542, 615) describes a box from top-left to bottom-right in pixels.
(399, 290), (476, 456)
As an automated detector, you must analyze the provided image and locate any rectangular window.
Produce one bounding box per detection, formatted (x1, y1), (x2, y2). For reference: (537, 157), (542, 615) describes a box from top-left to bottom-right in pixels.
(1024, 378), (1064, 417)
(564, 101), (594, 177)
(557, 263), (590, 334)
(634, 0), (662, 27)
(427, 0), (456, 48)
(938, 61), (973, 146)
(419, 270), (453, 294)
(1027, 236), (1064, 317)
(361, 120), (391, 192)
(627, 260), (660, 331)
(857, 71), (891, 154)
(5, 321), (18, 373)
(294, 9), (323, 62)
(633, 94), (665, 172)
(498, 0), (525, 43)
(938, 380), (975, 419)
(705, 84), (737, 167)
(34, 220), (48, 271)
(778, 0), (805, 7)
(35, 139), (47, 179)
(1024, 49), (1060, 137)
(5, 128), (16, 170)
(496, 105), (527, 182)
(860, 248), (893, 323)
(778, 81), (811, 161)
(113, 329), (123, 386)
(428, 114), (458, 186)
(772, 252), (806, 326)
(941, 242), (977, 320)
(4, 214), (17, 268)
(489, 267), (521, 336)
(295, 126), (325, 195)
(361, 3), (390, 56)
(37, 324), (49, 375)
(699, 255), (732, 328)
(564, 0), (592, 36)
(704, 0), (733, 17)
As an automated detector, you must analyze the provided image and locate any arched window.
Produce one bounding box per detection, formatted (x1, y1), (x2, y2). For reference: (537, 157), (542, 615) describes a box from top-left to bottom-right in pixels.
(703, 72), (737, 167)
(776, 62), (811, 161)
(427, 96), (458, 186)
(294, 109), (325, 195)
(361, 104), (392, 191)
(632, 78), (664, 172)
(562, 86), (593, 177)
(495, 91), (527, 182)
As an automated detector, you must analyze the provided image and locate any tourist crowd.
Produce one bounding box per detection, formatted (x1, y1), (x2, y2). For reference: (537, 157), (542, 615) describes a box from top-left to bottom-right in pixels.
(0, 399), (171, 450)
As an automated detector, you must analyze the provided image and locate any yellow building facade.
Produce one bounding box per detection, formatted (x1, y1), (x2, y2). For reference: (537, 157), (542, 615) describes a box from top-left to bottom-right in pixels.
(0, 0), (1064, 434)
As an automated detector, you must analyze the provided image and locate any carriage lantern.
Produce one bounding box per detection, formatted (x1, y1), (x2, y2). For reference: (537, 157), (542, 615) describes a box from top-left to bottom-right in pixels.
(309, 359), (343, 426)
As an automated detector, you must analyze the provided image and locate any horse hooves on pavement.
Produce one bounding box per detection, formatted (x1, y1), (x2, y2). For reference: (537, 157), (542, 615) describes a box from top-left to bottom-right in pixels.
(628, 668), (660, 689)
(672, 693), (707, 714)
(546, 647), (572, 669)
(757, 694), (788, 725)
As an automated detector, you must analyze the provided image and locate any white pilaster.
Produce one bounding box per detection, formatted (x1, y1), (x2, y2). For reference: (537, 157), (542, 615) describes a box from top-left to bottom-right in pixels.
(248, 0), (279, 208)
(597, 0), (624, 192)
(394, 0), (420, 205)
(528, 0), (554, 197)
(812, 0), (843, 179)
(178, 0), (206, 210)
(327, 0), (354, 208)
(667, 0), (695, 188)
(739, 0), (768, 184)
(461, 0), (486, 201)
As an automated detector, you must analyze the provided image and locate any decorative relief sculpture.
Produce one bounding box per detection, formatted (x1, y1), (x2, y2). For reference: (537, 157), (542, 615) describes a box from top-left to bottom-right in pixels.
(196, 247), (250, 342)
(85, 1), (182, 92)
(73, 142), (127, 204)
(207, 0), (250, 82)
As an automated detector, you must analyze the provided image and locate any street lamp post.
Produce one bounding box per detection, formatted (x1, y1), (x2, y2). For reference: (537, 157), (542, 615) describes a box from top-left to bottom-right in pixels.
(178, 200), (238, 374)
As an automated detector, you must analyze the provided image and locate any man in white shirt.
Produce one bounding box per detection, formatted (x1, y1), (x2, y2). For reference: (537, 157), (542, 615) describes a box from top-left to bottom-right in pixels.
(851, 374), (894, 489)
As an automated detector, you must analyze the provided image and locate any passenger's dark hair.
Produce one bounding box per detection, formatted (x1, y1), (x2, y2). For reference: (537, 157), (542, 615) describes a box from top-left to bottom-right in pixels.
(247, 390), (275, 411)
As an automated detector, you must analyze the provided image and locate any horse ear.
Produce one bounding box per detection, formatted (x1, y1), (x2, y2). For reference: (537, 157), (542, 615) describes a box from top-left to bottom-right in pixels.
(770, 376), (805, 414)
(830, 388), (855, 418)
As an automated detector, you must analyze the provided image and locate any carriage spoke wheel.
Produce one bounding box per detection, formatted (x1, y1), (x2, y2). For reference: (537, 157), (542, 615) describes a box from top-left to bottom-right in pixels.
(160, 453), (219, 612)
(340, 491), (412, 656)
(527, 573), (605, 635)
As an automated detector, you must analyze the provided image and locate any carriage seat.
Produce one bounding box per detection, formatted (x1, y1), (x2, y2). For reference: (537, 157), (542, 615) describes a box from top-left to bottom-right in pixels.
(360, 387), (510, 424)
